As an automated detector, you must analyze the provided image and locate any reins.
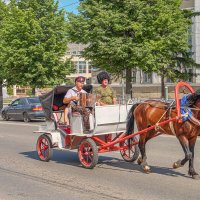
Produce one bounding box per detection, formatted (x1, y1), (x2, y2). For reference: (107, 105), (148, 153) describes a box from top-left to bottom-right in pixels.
(140, 101), (200, 112)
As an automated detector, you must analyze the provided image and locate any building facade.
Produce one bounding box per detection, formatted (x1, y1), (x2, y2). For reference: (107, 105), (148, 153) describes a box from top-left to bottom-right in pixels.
(65, 43), (92, 81)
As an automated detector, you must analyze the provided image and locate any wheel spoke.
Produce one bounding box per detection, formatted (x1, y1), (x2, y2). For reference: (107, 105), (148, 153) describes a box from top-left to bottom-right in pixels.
(130, 149), (135, 154)
(89, 155), (93, 162)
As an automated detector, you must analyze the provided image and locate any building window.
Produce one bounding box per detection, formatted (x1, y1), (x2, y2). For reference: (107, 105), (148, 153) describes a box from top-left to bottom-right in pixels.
(72, 61), (93, 74)
(78, 61), (86, 73)
(72, 61), (86, 73)
(166, 77), (173, 83)
(77, 51), (83, 55)
(143, 72), (152, 84)
(72, 61), (78, 73)
(72, 51), (77, 55)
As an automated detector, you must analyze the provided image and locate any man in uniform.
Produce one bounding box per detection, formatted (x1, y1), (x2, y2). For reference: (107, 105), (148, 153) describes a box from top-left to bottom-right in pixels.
(95, 71), (117, 105)
(63, 76), (86, 125)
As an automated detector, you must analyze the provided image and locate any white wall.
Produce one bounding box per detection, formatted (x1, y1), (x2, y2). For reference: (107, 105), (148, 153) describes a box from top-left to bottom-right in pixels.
(3, 87), (8, 98)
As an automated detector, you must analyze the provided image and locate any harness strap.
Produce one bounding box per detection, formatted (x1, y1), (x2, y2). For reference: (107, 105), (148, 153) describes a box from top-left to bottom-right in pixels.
(71, 88), (80, 105)
(169, 108), (176, 135)
(189, 115), (200, 126)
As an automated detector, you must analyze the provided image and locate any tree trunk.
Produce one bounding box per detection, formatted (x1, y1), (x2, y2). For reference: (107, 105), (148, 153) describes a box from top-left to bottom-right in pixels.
(161, 75), (165, 99)
(0, 80), (3, 110)
(125, 68), (132, 98)
(32, 88), (36, 96)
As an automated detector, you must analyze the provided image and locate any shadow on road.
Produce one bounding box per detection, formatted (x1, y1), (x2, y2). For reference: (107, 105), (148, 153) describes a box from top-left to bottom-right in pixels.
(20, 149), (185, 178)
(98, 160), (186, 177)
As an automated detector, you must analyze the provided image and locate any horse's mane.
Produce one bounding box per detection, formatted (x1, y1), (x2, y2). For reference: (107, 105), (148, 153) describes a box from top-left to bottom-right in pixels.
(186, 89), (200, 107)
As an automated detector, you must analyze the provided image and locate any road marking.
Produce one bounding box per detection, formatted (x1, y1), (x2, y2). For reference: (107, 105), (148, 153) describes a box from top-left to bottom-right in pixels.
(0, 121), (41, 127)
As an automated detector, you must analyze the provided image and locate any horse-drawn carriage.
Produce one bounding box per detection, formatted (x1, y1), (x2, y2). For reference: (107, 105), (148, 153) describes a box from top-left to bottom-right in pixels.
(35, 85), (139, 168)
(35, 82), (200, 179)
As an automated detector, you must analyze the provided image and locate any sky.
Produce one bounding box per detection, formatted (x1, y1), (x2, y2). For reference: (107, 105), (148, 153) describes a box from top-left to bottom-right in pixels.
(58, 0), (79, 13)
(4, 0), (79, 13)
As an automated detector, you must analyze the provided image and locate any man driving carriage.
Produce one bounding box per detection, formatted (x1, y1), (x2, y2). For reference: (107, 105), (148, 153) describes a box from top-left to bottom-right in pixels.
(63, 76), (87, 125)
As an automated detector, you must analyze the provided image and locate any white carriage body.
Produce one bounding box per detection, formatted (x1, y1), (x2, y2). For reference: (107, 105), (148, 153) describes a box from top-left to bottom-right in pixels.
(69, 104), (133, 135)
(35, 103), (133, 149)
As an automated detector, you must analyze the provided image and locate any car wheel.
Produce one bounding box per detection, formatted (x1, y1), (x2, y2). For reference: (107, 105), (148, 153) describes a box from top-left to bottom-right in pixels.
(2, 112), (9, 121)
(23, 112), (30, 122)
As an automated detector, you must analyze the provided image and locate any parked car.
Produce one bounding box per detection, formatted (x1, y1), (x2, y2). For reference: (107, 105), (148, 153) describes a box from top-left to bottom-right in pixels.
(1, 97), (46, 122)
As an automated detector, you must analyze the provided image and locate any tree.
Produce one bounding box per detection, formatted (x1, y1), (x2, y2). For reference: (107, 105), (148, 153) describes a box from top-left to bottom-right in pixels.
(67, 0), (193, 97)
(2, 0), (73, 95)
(0, 0), (8, 109)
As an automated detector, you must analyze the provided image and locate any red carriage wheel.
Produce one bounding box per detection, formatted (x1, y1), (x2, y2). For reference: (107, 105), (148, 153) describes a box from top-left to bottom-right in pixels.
(78, 138), (98, 169)
(36, 134), (52, 162)
(120, 137), (139, 162)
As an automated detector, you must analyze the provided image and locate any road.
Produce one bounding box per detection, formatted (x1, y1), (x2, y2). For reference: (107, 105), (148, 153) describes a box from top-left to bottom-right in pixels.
(0, 120), (200, 200)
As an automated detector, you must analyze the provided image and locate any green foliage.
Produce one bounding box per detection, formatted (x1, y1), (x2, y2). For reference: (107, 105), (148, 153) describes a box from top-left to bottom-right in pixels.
(26, 89), (32, 96)
(1, 0), (73, 88)
(171, 51), (200, 82)
(7, 85), (13, 96)
(67, 0), (193, 80)
(0, 0), (8, 81)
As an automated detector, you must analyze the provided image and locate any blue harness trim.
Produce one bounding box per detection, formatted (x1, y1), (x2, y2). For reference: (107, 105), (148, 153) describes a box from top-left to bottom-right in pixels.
(180, 95), (192, 122)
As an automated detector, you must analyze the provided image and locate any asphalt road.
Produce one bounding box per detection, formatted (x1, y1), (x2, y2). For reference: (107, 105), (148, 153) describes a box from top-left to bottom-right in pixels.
(0, 120), (200, 200)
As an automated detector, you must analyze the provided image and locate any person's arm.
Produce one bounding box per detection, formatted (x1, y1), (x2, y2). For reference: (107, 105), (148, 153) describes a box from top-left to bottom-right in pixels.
(112, 97), (117, 104)
(63, 90), (79, 104)
(95, 87), (100, 105)
(111, 87), (117, 104)
(63, 96), (79, 104)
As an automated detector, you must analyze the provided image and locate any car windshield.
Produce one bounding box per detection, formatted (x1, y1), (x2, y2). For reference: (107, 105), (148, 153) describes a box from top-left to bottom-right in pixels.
(27, 98), (40, 104)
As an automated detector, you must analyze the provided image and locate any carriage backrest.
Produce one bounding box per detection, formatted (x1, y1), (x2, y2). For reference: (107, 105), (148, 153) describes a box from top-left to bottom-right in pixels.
(92, 104), (133, 134)
(95, 104), (133, 125)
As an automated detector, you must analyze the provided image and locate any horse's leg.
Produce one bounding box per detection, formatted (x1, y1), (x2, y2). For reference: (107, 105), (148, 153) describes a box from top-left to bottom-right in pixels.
(135, 105), (154, 173)
(173, 135), (192, 169)
(188, 137), (199, 179)
(138, 134), (151, 173)
(138, 138), (150, 172)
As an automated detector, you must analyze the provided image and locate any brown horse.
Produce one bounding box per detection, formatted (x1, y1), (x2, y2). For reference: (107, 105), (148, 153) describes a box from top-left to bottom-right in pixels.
(126, 97), (200, 179)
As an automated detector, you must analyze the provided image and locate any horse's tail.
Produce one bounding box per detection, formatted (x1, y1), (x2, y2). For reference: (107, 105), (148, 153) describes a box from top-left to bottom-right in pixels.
(126, 103), (139, 135)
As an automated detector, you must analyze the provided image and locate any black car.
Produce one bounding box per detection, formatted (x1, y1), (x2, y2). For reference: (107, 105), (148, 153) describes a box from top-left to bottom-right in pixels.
(1, 97), (46, 122)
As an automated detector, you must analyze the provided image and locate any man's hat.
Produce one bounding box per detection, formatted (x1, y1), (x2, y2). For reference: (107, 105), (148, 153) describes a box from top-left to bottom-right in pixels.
(97, 71), (110, 84)
(75, 76), (85, 82)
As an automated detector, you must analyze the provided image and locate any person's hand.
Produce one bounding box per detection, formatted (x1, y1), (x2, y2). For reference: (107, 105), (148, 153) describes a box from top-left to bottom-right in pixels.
(100, 101), (106, 106)
(72, 96), (79, 101)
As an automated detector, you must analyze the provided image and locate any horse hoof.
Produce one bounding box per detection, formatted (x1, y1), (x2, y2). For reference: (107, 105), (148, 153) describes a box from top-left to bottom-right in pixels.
(191, 174), (200, 180)
(137, 157), (142, 165)
(173, 162), (178, 169)
(192, 174), (200, 180)
(143, 165), (151, 173)
(173, 160), (182, 169)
